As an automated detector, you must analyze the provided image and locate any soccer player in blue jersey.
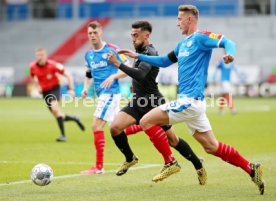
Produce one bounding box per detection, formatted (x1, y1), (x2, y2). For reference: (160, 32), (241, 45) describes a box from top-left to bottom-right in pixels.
(119, 5), (264, 195)
(213, 58), (239, 114)
(107, 21), (207, 184)
(80, 21), (129, 174)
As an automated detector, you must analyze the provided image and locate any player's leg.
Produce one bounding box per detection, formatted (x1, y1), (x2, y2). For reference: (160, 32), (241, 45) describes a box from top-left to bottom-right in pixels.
(81, 93), (119, 174)
(140, 107), (180, 182)
(165, 127), (207, 185)
(193, 130), (264, 194)
(218, 93), (226, 114)
(63, 114), (85, 131)
(225, 93), (237, 114)
(110, 111), (138, 175)
(80, 117), (106, 174)
(49, 98), (67, 142)
(125, 124), (143, 135)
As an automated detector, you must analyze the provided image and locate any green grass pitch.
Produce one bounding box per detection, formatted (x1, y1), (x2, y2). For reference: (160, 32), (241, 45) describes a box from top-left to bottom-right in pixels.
(0, 97), (276, 201)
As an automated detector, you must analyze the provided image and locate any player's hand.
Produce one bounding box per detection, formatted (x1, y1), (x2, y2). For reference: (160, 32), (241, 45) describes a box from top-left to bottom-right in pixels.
(107, 51), (121, 67)
(67, 89), (75, 97)
(82, 89), (88, 98)
(130, 85), (134, 93)
(117, 49), (138, 59)
(223, 55), (234, 64)
(101, 75), (115, 89)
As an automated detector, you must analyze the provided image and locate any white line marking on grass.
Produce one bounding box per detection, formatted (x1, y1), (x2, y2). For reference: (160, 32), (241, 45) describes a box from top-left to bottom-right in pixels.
(0, 164), (161, 187)
(208, 105), (271, 112)
(0, 160), (121, 166)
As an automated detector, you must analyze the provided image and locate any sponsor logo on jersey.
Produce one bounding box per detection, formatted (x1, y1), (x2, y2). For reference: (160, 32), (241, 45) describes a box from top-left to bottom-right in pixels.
(90, 61), (108, 69)
(178, 50), (190, 57)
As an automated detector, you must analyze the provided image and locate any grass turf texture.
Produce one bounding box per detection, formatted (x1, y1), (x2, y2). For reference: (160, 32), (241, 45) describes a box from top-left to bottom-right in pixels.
(0, 97), (276, 201)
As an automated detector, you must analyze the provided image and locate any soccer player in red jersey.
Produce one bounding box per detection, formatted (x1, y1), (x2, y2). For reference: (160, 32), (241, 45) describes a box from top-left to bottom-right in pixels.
(30, 48), (85, 142)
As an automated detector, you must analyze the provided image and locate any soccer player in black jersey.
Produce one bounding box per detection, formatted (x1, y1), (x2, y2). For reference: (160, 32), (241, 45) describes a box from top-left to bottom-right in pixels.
(106, 21), (207, 183)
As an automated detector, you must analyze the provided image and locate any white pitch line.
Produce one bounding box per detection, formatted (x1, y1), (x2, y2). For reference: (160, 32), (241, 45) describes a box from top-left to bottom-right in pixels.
(0, 164), (161, 187)
(0, 160), (121, 166)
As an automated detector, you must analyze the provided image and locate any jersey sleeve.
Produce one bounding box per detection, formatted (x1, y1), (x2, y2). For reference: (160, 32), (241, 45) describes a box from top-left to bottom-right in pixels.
(173, 42), (181, 57)
(84, 52), (93, 78)
(54, 62), (65, 74)
(29, 65), (35, 77)
(119, 53), (130, 65)
(197, 31), (224, 50)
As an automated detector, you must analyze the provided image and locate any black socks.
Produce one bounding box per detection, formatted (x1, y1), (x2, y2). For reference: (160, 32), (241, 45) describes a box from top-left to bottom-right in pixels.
(56, 116), (65, 136)
(112, 131), (135, 162)
(174, 138), (203, 170)
(64, 115), (77, 121)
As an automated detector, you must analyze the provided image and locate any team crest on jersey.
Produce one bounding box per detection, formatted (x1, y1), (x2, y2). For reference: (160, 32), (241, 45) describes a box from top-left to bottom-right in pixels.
(46, 74), (53, 80)
(186, 40), (193, 47)
(102, 53), (108, 59)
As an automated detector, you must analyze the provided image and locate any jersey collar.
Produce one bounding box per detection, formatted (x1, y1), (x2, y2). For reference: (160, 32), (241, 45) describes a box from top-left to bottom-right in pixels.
(93, 41), (106, 52)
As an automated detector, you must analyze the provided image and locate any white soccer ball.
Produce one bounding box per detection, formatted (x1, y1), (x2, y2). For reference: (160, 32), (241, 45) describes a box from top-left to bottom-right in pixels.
(31, 163), (53, 186)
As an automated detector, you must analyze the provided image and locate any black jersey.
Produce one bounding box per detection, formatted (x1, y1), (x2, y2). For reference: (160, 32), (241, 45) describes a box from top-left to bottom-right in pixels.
(119, 44), (164, 101)
(132, 44), (163, 99)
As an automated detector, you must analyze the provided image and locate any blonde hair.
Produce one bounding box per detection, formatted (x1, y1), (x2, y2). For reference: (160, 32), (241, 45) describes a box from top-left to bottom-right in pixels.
(178, 5), (199, 19)
(35, 48), (47, 53)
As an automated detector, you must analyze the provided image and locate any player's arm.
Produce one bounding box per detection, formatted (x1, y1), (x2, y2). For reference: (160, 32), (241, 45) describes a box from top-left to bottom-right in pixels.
(107, 51), (152, 81)
(198, 32), (236, 63)
(82, 69), (93, 98)
(101, 51), (129, 89)
(101, 70), (127, 89)
(118, 49), (177, 68)
(30, 75), (42, 93)
(63, 70), (75, 95)
(118, 61), (152, 81)
(29, 67), (42, 93)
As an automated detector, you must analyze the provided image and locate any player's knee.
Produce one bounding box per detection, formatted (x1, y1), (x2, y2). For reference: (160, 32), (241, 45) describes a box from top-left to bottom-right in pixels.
(203, 143), (217, 155)
(51, 108), (59, 117)
(139, 117), (149, 130)
(168, 138), (178, 147)
(91, 123), (99, 132)
(110, 123), (122, 136)
(167, 134), (179, 147)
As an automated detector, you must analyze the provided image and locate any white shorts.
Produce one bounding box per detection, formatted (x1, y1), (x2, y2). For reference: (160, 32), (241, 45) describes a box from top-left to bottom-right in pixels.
(221, 81), (232, 94)
(159, 98), (212, 135)
(94, 93), (121, 124)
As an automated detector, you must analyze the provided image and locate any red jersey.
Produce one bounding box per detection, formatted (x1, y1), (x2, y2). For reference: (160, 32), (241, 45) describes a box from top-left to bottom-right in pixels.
(30, 59), (65, 92)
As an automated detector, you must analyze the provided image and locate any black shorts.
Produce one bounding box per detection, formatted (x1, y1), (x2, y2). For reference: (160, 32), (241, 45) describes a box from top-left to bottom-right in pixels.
(121, 97), (172, 132)
(42, 85), (60, 110)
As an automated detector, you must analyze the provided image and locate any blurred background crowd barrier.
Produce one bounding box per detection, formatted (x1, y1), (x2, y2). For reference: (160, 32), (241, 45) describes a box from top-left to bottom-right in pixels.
(0, 0), (276, 98)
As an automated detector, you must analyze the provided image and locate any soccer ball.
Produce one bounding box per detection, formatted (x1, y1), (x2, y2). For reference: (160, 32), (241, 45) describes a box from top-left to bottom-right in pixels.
(31, 163), (53, 186)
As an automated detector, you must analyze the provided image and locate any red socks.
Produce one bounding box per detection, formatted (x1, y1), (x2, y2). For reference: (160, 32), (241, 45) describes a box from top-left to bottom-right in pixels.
(215, 141), (251, 174)
(144, 125), (174, 164)
(125, 124), (143, 135)
(94, 130), (105, 169)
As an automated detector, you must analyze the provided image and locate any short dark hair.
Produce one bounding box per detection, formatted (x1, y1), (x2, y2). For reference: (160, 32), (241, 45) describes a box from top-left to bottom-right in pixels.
(132, 21), (152, 33)
(178, 5), (199, 19)
(88, 21), (102, 29)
